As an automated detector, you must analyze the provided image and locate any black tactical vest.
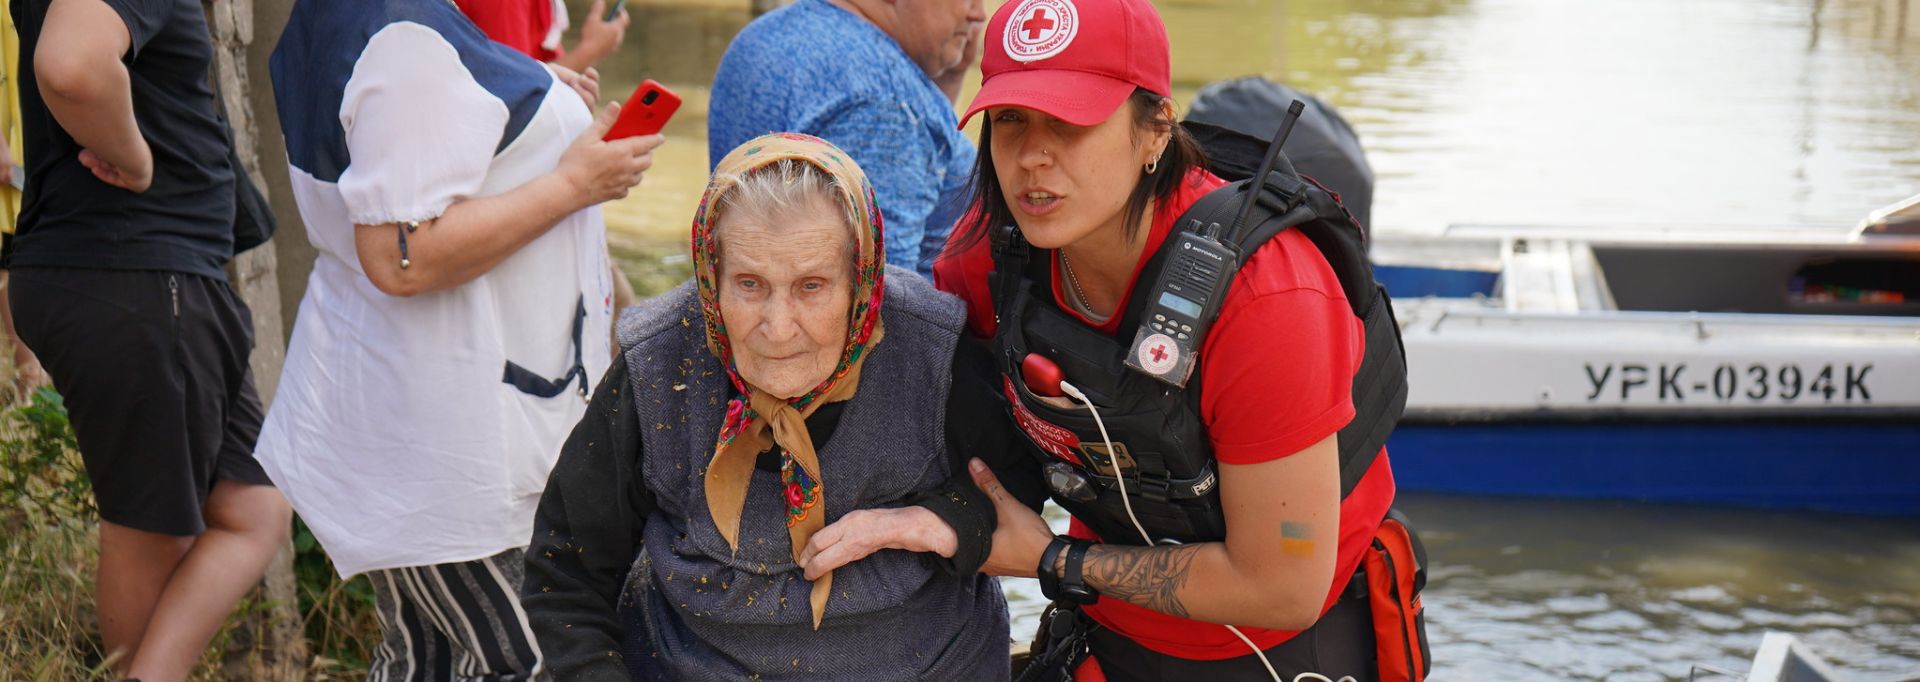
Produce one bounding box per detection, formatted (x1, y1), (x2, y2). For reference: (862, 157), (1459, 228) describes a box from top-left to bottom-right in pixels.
(988, 146), (1410, 545)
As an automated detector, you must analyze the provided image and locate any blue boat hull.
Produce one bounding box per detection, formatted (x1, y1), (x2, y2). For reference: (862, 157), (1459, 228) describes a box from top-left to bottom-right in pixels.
(1374, 264), (1498, 298)
(1385, 421), (1920, 516)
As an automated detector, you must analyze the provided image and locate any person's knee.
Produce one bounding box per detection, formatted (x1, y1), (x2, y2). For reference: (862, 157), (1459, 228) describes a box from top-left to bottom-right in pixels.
(204, 482), (292, 543)
(98, 520), (196, 562)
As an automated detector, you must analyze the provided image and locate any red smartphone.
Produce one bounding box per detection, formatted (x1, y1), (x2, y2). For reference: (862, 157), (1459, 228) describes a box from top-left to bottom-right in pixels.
(603, 79), (681, 141)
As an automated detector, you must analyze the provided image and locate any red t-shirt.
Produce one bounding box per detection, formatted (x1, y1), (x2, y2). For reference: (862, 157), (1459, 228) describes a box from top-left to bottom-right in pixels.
(455, 0), (562, 63)
(933, 168), (1396, 661)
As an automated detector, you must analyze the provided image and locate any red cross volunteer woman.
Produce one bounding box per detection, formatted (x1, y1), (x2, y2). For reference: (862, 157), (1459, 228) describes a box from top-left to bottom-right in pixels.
(935, 0), (1429, 680)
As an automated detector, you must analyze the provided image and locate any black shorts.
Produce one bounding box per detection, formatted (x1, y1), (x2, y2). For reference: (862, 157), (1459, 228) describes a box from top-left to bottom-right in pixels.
(9, 267), (272, 536)
(1084, 586), (1379, 682)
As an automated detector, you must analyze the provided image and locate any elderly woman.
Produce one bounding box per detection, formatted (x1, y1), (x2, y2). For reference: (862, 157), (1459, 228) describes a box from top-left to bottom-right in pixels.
(523, 133), (1032, 680)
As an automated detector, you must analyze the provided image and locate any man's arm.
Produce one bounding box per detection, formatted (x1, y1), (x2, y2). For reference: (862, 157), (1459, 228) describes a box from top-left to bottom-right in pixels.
(35, 0), (150, 192)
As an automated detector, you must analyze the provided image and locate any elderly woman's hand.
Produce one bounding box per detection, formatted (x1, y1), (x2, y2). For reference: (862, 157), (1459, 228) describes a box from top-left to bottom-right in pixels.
(797, 507), (959, 580)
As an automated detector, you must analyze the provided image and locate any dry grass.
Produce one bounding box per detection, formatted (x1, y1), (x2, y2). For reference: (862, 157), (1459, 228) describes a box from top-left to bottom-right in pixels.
(0, 518), (118, 681)
(0, 386), (380, 680)
(0, 387), (118, 681)
(295, 563), (381, 679)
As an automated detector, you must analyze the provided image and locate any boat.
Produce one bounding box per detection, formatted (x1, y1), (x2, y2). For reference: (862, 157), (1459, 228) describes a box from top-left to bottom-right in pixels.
(1688, 632), (1849, 681)
(1376, 196), (1920, 516)
(1174, 77), (1917, 516)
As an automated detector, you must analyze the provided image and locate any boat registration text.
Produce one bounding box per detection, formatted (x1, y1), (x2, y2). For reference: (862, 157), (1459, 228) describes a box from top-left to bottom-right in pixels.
(1583, 363), (1874, 404)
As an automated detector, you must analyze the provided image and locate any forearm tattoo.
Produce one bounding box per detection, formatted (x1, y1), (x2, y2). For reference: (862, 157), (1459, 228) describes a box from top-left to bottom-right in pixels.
(1078, 543), (1205, 619)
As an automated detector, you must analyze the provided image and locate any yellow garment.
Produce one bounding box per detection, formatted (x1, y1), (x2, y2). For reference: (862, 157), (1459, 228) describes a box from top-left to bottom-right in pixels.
(1, 0), (22, 233)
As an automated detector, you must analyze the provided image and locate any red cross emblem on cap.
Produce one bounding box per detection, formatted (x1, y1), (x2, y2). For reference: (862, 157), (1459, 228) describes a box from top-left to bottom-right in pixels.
(1002, 0), (1079, 63)
(1021, 8), (1056, 40)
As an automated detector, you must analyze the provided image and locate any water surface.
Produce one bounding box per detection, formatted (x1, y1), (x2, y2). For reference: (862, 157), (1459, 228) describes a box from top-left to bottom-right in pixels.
(590, 0), (1920, 677)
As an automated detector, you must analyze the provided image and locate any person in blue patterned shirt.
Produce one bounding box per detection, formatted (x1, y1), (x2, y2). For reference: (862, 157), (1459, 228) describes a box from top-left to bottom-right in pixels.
(708, 0), (984, 277)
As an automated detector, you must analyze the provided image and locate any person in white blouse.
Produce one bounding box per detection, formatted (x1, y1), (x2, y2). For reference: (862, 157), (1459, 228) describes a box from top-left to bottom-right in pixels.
(261, 0), (661, 677)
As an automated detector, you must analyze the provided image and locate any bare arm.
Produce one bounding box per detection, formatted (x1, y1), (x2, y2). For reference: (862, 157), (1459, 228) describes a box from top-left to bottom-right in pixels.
(554, 0), (628, 73)
(353, 104), (663, 297)
(35, 0), (150, 192)
(972, 434), (1342, 631)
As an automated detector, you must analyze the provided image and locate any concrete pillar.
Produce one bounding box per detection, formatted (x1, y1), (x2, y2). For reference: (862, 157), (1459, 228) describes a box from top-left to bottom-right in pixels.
(205, 0), (308, 676)
(247, 0), (317, 339)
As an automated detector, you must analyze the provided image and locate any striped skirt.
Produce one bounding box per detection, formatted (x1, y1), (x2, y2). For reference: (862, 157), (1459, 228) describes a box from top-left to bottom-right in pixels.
(365, 548), (548, 681)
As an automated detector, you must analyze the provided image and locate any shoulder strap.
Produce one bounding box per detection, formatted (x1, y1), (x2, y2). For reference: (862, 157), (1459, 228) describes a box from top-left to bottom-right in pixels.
(1133, 170), (1405, 497)
(1224, 171), (1371, 318)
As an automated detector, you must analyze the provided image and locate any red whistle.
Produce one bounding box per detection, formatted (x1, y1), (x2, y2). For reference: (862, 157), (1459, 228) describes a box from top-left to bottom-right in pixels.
(1021, 353), (1066, 398)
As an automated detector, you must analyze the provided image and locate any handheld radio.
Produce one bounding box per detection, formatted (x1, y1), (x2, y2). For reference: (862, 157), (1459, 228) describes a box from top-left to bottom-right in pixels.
(1124, 101), (1306, 387)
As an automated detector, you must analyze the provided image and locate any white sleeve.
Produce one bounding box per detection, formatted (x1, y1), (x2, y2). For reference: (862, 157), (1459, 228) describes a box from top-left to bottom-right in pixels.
(336, 22), (509, 226)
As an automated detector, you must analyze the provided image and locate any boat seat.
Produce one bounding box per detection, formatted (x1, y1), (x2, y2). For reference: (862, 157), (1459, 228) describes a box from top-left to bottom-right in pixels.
(1501, 238), (1617, 313)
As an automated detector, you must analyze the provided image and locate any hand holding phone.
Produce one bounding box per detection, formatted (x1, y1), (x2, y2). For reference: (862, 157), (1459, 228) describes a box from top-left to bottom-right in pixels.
(604, 80), (681, 141)
(567, 102), (664, 206)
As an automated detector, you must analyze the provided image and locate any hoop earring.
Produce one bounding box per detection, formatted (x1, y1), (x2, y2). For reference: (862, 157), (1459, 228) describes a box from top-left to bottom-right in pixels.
(1144, 157), (1160, 174)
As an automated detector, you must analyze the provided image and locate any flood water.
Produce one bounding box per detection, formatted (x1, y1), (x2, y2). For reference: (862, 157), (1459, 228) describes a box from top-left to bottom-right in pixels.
(588, 0), (1920, 678)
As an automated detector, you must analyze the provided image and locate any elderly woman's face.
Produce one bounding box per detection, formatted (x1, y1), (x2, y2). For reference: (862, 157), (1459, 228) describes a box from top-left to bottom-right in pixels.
(717, 201), (854, 399)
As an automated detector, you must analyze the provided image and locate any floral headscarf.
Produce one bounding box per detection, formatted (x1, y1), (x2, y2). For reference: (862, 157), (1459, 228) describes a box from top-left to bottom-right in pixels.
(692, 133), (886, 629)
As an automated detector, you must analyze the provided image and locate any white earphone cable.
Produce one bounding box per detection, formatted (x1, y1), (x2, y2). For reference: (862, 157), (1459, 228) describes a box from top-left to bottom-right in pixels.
(1057, 379), (1347, 682)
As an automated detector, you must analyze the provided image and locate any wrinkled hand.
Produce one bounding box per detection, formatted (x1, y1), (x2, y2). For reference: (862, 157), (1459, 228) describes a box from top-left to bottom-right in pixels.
(549, 63), (601, 106)
(558, 101), (663, 206)
(970, 458), (1052, 578)
(798, 506), (957, 580)
(574, 0), (630, 65)
(78, 146), (152, 193)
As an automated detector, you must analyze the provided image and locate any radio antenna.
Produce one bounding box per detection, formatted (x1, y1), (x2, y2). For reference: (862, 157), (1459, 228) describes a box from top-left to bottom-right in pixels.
(1229, 100), (1306, 243)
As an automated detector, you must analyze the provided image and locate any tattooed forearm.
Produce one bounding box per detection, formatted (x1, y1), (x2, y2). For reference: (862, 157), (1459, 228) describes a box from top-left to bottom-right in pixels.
(1078, 544), (1205, 619)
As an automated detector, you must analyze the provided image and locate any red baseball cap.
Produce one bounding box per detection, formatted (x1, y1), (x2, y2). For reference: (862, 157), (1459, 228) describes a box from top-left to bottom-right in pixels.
(959, 0), (1171, 129)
